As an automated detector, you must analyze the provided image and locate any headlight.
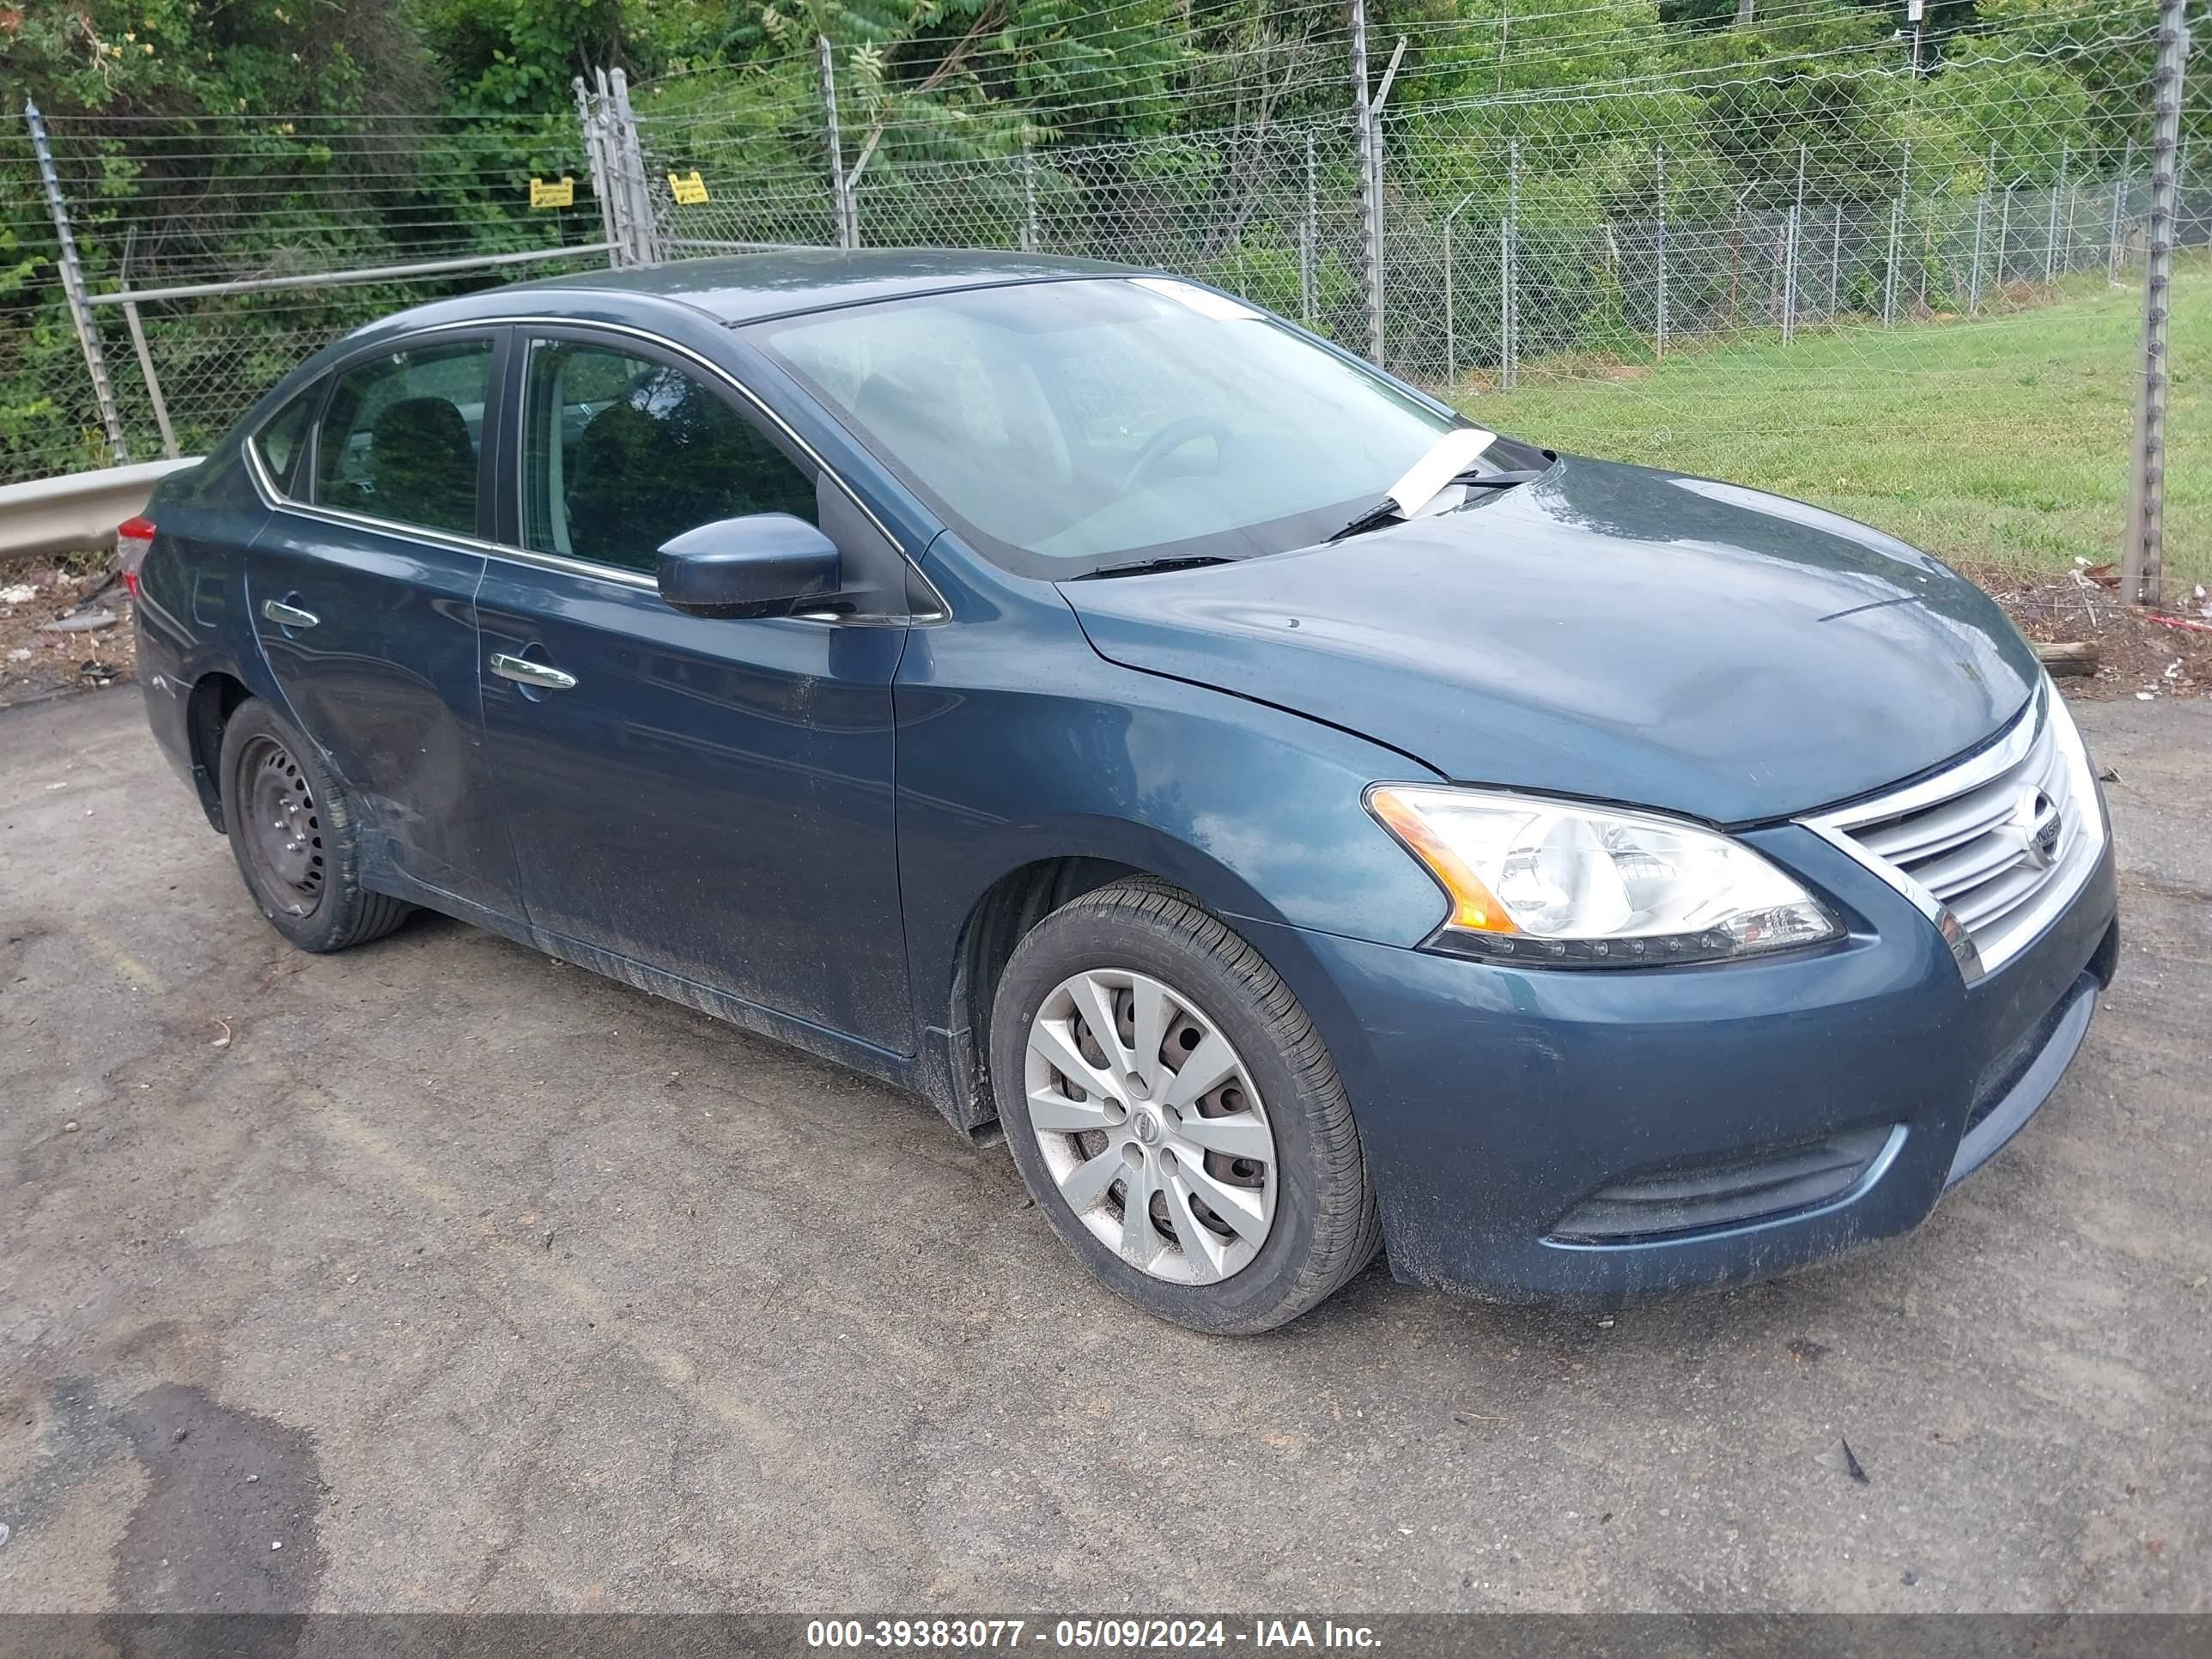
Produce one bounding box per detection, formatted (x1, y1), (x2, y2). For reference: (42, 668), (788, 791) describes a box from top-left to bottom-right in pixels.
(1367, 784), (1843, 966)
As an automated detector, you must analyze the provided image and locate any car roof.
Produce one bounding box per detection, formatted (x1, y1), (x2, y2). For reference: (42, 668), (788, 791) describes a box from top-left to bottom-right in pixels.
(371, 248), (1144, 337)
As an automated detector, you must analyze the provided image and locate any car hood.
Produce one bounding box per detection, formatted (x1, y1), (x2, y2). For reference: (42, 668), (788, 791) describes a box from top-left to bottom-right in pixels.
(1057, 457), (2039, 824)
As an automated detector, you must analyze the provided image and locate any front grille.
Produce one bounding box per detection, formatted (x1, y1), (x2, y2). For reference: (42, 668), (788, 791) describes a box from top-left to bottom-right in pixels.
(1805, 685), (2104, 980)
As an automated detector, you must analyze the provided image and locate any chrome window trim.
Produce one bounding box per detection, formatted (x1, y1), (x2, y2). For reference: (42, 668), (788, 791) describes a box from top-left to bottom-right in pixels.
(246, 436), (658, 590)
(1799, 680), (2106, 986)
(243, 312), (951, 622)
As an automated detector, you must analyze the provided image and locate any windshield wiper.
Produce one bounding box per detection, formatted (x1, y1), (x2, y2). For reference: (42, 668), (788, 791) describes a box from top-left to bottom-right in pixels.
(1328, 500), (1405, 544)
(1069, 555), (1237, 581)
(1328, 469), (1544, 544)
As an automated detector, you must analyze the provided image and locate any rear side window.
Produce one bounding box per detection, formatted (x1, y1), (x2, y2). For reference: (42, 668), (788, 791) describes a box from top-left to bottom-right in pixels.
(520, 337), (817, 575)
(313, 339), (494, 538)
(252, 386), (318, 495)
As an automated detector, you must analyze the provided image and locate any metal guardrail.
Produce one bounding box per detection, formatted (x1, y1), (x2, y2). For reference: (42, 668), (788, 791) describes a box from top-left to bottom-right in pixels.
(0, 457), (200, 562)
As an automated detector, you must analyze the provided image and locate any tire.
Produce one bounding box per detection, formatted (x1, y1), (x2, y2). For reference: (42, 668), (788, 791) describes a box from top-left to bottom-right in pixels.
(990, 879), (1381, 1334)
(217, 697), (412, 953)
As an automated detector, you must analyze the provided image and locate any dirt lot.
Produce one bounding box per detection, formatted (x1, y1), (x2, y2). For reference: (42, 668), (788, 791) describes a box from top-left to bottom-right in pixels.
(0, 563), (134, 711)
(1, 687), (2207, 1614)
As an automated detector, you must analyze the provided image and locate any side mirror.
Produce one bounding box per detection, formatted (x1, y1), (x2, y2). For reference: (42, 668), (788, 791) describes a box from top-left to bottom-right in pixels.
(655, 514), (841, 620)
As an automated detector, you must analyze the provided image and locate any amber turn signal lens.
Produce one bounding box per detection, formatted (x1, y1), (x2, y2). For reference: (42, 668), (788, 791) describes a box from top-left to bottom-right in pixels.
(1367, 787), (1521, 934)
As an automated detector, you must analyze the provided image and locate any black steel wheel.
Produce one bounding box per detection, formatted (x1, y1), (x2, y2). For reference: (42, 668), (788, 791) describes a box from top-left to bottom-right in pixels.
(218, 697), (412, 953)
(234, 730), (326, 918)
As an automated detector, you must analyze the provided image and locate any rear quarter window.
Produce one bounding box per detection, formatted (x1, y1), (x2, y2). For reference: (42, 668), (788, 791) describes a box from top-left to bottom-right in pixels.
(252, 385), (319, 496)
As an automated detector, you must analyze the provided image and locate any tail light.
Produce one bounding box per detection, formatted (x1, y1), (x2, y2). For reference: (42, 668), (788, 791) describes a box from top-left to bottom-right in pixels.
(116, 515), (155, 597)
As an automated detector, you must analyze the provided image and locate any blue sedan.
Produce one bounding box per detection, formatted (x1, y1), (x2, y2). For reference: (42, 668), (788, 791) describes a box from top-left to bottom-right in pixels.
(129, 251), (2118, 1332)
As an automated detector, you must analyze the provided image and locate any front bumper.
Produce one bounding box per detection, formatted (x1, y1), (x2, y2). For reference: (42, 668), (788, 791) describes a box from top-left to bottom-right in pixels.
(1242, 823), (2119, 1303)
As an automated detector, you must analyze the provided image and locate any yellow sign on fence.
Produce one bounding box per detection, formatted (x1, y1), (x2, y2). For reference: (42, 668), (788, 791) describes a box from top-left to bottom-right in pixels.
(529, 176), (574, 209)
(667, 170), (710, 205)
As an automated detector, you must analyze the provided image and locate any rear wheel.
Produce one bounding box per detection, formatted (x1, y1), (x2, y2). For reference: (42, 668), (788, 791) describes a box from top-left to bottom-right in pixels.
(991, 880), (1380, 1334)
(218, 698), (411, 953)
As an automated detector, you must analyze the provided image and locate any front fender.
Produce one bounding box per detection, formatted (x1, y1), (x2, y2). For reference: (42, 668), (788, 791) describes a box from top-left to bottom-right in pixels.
(891, 567), (1453, 1040)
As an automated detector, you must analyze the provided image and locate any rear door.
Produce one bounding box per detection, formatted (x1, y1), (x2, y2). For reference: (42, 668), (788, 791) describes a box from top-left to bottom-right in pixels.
(246, 328), (521, 924)
(473, 325), (914, 1052)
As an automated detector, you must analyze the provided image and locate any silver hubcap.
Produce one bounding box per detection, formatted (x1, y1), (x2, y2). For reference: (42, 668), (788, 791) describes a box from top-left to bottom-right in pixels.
(1024, 969), (1278, 1285)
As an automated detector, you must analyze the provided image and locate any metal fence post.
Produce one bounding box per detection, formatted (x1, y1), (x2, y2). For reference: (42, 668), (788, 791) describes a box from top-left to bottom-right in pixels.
(2045, 141), (2066, 282)
(117, 230), (177, 459)
(592, 69), (627, 259)
(1783, 143), (1805, 343)
(1727, 193), (1744, 326)
(1503, 139), (1520, 389)
(2061, 142), (2077, 274)
(1021, 140), (1037, 252)
(1655, 145), (1668, 359)
(24, 99), (131, 465)
(2109, 139), (2133, 282)
(1443, 210), (1455, 381)
(1969, 142), (1996, 313)
(2124, 0), (2190, 606)
(1350, 0), (1382, 363)
(608, 70), (660, 265)
(1301, 129), (1317, 327)
(1371, 44), (1404, 357)
(1441, 189), (1474, 382)
(1828, 200), (1842, 317)
(574, 76), (623, 264)
(1884, 143), (1909, 326)
(1996, 180), (2014, 293)
(116, 300), (176, 459)
(818, 35), (853, 250)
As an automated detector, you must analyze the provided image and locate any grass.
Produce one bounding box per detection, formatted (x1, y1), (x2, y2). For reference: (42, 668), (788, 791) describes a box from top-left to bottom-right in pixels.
(1451, 262), (2209, 586)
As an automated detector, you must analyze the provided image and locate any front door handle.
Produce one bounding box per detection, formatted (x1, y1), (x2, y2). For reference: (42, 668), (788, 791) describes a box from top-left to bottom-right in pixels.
(261, 598), (319, 629)
(489, 652), (577, 692)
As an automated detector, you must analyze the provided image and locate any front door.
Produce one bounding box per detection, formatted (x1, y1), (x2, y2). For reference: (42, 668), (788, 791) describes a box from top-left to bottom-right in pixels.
(474, 328), (913, 1053)
(246, 330), (521, 923)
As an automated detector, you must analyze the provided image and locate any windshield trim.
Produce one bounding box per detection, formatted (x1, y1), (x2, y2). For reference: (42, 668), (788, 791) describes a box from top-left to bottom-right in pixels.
(740, 277), (1487, 581)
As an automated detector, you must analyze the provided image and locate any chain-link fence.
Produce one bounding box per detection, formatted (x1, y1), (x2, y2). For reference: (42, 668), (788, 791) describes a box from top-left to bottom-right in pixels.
(7, 0), (2202, 591)
(5, 105), (615, 484)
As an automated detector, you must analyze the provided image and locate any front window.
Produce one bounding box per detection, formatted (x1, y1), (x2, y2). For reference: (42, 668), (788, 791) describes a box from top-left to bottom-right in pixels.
(520, 337), (818, 575)
(745, 278), (1469, 576)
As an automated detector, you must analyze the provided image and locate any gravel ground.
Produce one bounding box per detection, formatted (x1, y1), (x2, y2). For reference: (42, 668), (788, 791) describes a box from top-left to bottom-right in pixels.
(0, 564), (135, 710)
(0, 687), (2206, 1614)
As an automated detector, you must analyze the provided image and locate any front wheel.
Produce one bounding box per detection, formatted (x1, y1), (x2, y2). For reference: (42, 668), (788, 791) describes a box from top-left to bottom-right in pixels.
(990, 881), (1381, 1334)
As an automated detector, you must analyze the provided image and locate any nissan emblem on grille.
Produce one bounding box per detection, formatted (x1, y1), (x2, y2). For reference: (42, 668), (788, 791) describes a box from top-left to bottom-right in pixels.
(2019, 787), (2063, 870)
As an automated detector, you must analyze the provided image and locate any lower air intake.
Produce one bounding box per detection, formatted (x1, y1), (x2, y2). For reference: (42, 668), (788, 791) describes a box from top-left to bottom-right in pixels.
(1548, 1123), (1899, 1243)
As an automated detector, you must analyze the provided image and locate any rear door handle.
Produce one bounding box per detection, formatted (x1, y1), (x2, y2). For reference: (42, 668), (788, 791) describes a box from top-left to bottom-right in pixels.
(261, 599), (319, 629)
(489, 653), (577, 692)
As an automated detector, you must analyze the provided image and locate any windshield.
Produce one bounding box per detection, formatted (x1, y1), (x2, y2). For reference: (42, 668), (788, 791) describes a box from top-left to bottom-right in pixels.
(744, 276), (1474, 577)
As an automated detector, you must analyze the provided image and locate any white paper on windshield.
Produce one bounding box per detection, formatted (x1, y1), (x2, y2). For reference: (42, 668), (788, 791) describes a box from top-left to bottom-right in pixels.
(1385, 427), (1497, 517)
(1128, 276), (1264, 321)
